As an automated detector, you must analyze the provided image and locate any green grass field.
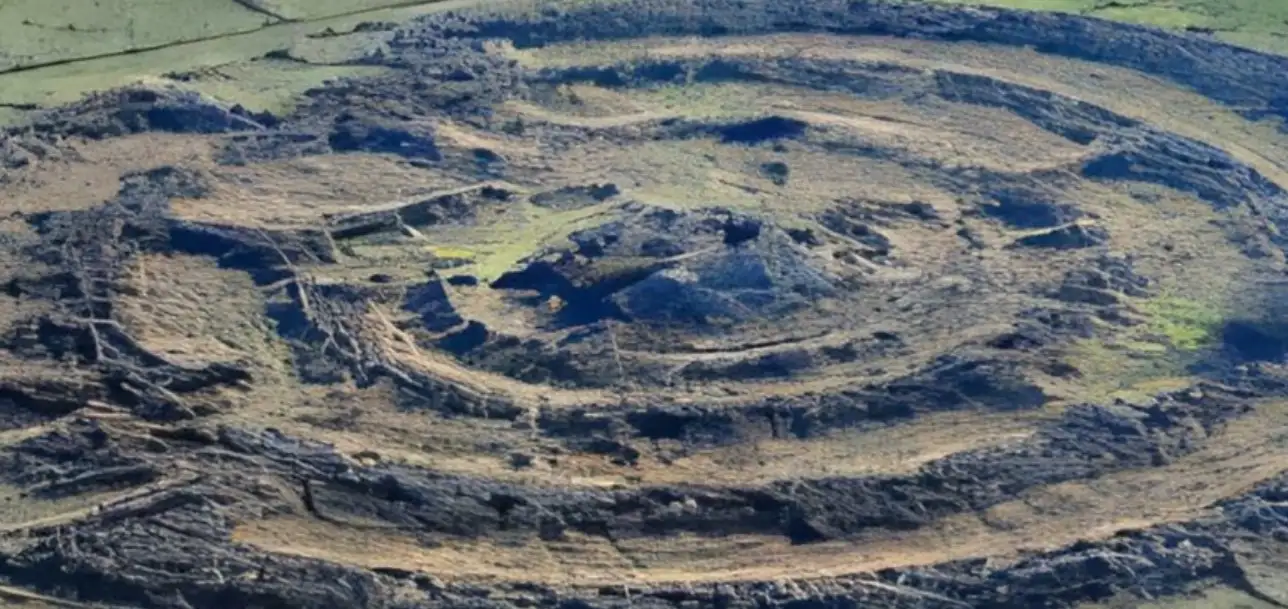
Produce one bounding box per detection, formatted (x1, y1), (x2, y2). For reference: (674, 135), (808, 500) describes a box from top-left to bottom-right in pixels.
(0, 0), (273, 73)
(0, 0), (447, 73)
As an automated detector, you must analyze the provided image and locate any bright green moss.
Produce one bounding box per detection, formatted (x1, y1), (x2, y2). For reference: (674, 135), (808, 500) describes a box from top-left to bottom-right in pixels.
(1137, 296), (1226, 352)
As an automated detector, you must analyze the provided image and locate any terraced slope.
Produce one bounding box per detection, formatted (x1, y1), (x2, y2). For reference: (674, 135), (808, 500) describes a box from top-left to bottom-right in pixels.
(3, 1), (1288, 608)
(3, 0), (1288, 128)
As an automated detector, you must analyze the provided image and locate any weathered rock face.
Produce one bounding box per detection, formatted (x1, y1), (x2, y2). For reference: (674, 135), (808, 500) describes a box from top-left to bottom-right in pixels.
(616, 234), (837, 325)
(491, 206), (839, 330)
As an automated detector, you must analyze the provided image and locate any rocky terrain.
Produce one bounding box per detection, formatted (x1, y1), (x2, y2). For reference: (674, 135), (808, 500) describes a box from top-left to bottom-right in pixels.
(3, 0), (1288, 607)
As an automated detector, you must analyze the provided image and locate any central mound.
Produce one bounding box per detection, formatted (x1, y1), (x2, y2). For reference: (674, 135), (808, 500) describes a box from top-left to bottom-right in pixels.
(3, 1), (1288, 608)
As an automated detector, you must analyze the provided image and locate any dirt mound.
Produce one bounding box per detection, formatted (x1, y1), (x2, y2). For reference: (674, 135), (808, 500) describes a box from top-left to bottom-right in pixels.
(3, 1), (1288, 608)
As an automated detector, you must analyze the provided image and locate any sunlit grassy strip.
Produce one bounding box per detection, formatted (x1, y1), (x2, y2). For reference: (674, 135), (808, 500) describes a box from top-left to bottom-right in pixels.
(163, 61), (391, 116)
(435, 201), (622, 282)
(921, 0), (1288, 56)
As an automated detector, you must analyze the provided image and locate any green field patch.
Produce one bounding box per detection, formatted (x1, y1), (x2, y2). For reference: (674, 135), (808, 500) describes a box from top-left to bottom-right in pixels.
(336, 201), (618, 284)
(442, 202), (619, 282)
(0, 108), (28, 127)
(253, 0), (442, 20)
(0, 0), (459, 116)
(173, 60), (388, 115)
(1064, 338), (1196, 404)
(1062, 291), (1232, 403)
(0, 0), (273, 73)
(1136, 295), (1225, 352)
(633, 82), (790, 117)
(425, 245), (478, 261)
(1091, 5), (1210, 29)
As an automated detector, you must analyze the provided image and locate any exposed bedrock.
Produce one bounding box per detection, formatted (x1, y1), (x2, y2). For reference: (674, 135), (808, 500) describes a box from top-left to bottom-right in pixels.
(410, 0), (1288, 123)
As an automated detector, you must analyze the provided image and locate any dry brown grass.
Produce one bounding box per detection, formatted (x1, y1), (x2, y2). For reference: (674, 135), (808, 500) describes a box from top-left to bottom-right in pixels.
(0, 471), (201, 535)
(511, 34), (1288, 184)
(505, 84), (1090, 172)
(272, 401), (1045, 488)
(117, 253), (289, 368)
(0, 134), (214, 215)
(111, 251), (319, 425)
(171, 153), (471, 227)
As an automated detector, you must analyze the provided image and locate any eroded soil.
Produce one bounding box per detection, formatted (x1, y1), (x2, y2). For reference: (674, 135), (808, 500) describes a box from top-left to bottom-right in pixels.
(3, 1), (1288, 608)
